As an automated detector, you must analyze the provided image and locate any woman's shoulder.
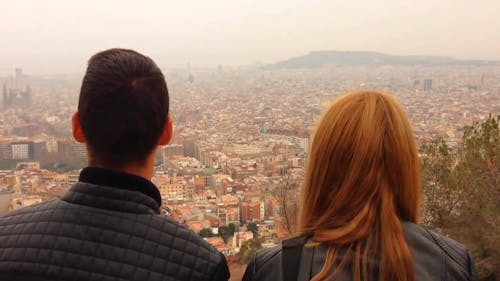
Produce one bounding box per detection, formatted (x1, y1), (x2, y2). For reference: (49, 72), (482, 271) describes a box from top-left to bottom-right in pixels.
(243, 234), (312, 281)
(242, 244), (283, 281)
(253, 244), (284, 267)
(402, 221), (475, 281)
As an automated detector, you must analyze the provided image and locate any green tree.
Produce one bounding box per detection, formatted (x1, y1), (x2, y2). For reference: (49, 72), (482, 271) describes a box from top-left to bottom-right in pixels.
(271, 173), (299, 236)
(454, 114), (499, 279)
(228, 223), (237, 234)
(420, 137), (460, 225)
(421, 114), (499, 280)
(237, 238), (262, 264)
(218, 226), (235, 243)
(247, 222), (258, 237)
(198, 228), (214, 238)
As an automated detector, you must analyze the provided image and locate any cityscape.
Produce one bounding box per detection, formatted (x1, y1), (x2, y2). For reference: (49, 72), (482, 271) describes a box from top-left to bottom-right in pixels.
(0, 57), (498, 273)
(1, 0), (499, 279)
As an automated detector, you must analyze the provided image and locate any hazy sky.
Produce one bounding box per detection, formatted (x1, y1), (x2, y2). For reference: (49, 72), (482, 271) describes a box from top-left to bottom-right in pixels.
(1, 0), (499, 74)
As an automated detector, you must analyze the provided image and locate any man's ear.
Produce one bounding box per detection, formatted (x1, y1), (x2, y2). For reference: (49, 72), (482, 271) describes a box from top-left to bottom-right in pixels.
(158, 116), (173, 146)
(72, 112), (86, 143)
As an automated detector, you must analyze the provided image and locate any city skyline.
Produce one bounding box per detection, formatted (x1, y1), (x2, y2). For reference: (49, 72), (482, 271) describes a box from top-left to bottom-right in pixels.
(0, 55), (498, 280)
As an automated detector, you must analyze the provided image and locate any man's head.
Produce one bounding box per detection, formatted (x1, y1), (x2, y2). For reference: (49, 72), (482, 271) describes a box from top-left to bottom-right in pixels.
(73, 48), (172, 169)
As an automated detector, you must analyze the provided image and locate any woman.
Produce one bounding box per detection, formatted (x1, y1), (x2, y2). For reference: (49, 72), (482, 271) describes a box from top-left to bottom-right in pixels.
(243, 91), (475, 281)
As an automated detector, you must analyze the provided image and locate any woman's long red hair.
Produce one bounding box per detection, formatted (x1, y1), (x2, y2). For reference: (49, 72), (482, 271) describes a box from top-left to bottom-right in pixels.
(299, 91), (421, 281)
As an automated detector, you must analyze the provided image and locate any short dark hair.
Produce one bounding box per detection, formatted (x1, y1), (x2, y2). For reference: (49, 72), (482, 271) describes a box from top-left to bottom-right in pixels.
(78, 48), (169, 167)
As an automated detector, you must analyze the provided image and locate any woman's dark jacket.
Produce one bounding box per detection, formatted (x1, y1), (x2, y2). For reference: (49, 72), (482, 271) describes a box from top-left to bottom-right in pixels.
(243, 221), (475, 281)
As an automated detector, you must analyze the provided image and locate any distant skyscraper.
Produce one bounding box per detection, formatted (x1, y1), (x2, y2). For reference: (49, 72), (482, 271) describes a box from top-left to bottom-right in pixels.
(254, 117), (266, 134)
(11, 142), (34, 160)
(2, 85), (32, 109)
(15, 68), (23, 79)
(15, 68), (24, 89)
(2, 69), (32, 109)
(423, 79), (433, 91)
(2, 84), (7, 108)
(183, 139), (196, 157)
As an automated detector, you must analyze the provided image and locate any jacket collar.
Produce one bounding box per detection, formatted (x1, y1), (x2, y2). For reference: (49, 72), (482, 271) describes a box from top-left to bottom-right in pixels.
(61, 167), (162, 214)
(79, 166), (162, 205)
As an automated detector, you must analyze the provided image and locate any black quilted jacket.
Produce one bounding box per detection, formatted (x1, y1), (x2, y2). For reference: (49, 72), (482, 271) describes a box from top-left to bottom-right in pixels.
(0, 167), (230, 281)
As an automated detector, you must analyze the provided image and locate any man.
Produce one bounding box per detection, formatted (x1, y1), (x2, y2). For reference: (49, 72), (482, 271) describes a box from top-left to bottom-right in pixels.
(0, 49), (230, 281)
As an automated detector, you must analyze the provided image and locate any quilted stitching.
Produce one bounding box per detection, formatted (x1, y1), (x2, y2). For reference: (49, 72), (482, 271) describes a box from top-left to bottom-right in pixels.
(0, 183), (224, 281)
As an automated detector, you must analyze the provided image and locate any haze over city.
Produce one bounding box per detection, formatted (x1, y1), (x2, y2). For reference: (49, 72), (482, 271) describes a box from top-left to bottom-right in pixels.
(1, 0), (500, 74)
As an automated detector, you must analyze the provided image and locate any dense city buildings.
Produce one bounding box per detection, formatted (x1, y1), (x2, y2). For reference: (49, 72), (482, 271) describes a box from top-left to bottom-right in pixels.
(0, 64), (498, 258)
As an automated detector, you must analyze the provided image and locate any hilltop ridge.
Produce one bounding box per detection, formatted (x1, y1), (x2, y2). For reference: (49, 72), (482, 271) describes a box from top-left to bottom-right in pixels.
(264, 51), (499, 69)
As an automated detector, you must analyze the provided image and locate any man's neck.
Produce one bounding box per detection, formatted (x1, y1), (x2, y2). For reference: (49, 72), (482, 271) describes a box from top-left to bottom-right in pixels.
(87, 151), (156, 180)
(119, 165), (154, 180)
(87, 165), (153, 180)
